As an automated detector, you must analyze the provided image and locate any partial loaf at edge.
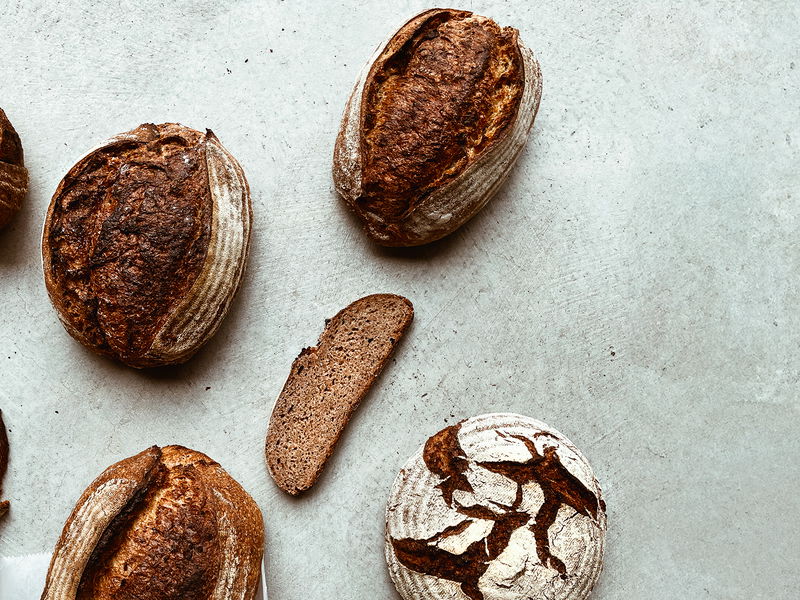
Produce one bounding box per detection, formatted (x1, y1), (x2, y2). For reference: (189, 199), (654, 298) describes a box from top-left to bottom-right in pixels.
(40, 445), (264, 600)
(0, 409), (8, 517)
(266, 293), (414, 495)
(0, 107), (28, 229)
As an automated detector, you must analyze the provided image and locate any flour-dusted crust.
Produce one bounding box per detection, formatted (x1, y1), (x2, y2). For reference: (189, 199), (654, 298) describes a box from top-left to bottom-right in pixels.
(0, 409), (8, 516)
(386, 413), (606, 600)
(0, 107), (28, 229)
(41, 445), (264, 600)
(42, 123), (252, 368)
(333, 9), (542, 246)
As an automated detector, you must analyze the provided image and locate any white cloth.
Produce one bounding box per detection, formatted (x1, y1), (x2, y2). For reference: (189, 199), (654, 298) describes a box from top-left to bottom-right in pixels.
(0, 553), (268, 599)
(0, 553), (50, 599)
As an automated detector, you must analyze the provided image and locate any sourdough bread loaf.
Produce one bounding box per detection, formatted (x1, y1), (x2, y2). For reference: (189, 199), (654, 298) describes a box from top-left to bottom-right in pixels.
(386, 413), (606, 600)
(333, 9), (542, 246)
(42, 123), (252, 368)
(41, 445), (264, 600)
(0, 107), (28, 229)
(266, 294), (414, 495)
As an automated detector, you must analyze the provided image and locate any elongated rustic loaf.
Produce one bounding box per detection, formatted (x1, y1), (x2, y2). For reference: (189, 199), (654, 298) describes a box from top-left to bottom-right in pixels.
(386, 413), (606, 600)
(42, 123), (252, 368)
(266, 294), (414, 495)
(0, 107), (28, 229)
(0, 409), (8, 517)
(41, 445), (264, 600)
(334, 9), (542, 246)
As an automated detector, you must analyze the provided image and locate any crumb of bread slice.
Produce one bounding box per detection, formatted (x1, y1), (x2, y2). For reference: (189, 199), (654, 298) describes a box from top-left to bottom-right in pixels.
(266, 294), (413, 495)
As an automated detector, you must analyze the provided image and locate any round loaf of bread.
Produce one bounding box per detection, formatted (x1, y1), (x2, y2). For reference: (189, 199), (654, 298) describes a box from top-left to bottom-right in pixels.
(42, 123), (252, 368)
(41, 445), (264, 600)
(333, 9), (542, 247)
(386, 413), (606, 600)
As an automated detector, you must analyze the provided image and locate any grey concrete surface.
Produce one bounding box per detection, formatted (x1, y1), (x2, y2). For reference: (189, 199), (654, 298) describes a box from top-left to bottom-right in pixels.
(0, 1), (798, 598)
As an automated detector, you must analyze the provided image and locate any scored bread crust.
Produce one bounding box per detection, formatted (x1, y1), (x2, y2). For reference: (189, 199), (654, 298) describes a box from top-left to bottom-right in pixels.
(266, 294), (414, 495)
(42, 123), (252, 368)
(0, 107), (29, 229)
(333, 9), (542, 247)
(385, 413), (606, 600)
(40, 445), (264, 600)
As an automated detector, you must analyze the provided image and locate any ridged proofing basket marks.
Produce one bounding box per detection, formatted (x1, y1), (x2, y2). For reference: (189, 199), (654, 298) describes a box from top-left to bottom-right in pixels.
(333, 9), (543, 247)
(40, 445), (264, 600)
(385, 413), (606, 600)
(41, 124), (252, 368)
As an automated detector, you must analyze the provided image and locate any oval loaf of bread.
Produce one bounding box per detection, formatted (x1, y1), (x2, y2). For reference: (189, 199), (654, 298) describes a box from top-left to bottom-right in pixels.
(333, 8), (542, 246)
(386, 413), (606, 600)
(42, 123), (252, 368)
(41, 445), (264, 600)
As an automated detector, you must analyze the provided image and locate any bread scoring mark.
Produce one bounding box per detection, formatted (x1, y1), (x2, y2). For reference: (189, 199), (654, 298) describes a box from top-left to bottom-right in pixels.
(392, 510), (531, 600)
(41, 475), (150, 600)
(423, 423), (474, 506)
(359, 11), (523, 227)
(390, 421), (603, 600)
(77, 456), (221, 600)
(43, 124), (213, 366)
(147, 132), (251, 364)
(478, 432), (600, 575)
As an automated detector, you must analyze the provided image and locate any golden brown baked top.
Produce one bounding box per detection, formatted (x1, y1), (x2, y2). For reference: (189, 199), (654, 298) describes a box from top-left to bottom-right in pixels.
(77, 448), (220, 600)
(42, 445), (264, 600)
(360, 9), (524, 223)
(43, 124), (213, 366)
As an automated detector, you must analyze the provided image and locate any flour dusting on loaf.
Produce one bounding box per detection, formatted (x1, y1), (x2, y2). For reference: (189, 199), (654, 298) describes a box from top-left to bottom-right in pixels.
(386, 413), (606, 600)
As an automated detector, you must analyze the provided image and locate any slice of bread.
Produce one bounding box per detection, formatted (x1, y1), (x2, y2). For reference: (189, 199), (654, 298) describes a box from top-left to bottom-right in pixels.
(266, 294), (414, 495)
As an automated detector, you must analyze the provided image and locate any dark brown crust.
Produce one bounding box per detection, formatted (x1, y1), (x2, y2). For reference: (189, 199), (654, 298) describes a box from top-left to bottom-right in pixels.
(42, 123), (213, 367)
(44, 445), (264, 600)
(0, 107), (28, 229)
(266, 294), (414, 495)
(0, 410), (8, 517)
(391, 422), (604, 599)
(357, 9), (523, 233)
(77, 452), (220, 600)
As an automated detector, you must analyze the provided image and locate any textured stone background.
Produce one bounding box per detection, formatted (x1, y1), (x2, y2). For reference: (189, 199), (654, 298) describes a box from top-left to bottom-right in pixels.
(0, 1), (798, 598)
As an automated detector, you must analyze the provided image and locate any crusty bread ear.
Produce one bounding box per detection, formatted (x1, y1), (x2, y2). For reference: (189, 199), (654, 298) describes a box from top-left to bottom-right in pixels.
(266, 294), (414, 495)
(333, 9), (541, 246)
(41, 445), (264, 600)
